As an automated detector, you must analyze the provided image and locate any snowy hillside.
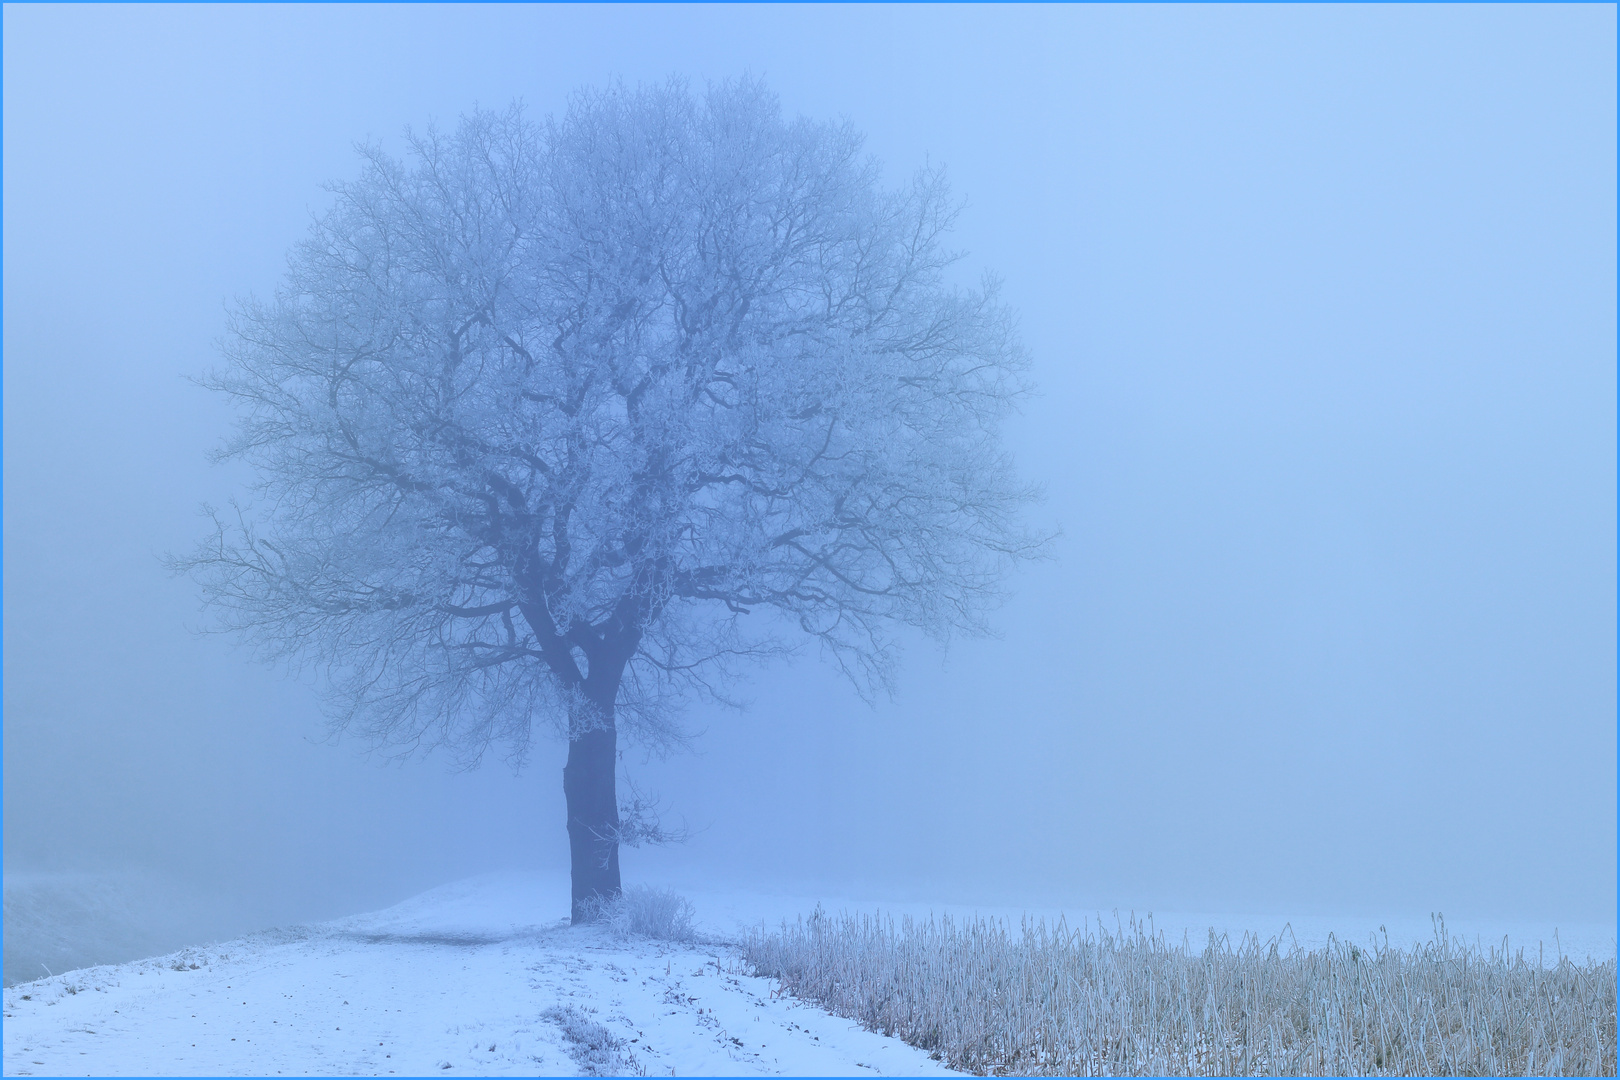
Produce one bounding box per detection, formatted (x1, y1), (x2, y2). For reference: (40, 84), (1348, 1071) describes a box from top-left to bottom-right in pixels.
(5, 871), (1613, 1077)
(1, 873), (956, 1077)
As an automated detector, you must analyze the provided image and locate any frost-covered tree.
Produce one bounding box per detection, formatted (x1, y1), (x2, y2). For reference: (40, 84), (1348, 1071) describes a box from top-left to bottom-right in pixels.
(181, 79), (1042, 921)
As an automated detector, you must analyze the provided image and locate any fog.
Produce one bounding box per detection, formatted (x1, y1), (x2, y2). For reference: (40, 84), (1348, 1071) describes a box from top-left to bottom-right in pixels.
(4, 4), (1614, 970)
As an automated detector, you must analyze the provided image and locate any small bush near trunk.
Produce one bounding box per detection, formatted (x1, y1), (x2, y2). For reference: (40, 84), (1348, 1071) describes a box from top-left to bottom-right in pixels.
(581, 885), (697, 943)
(745, 908), (1617, 1076)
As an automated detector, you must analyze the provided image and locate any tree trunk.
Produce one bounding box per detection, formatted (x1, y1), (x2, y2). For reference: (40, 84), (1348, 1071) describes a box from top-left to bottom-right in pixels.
(563, 712), (621, 924)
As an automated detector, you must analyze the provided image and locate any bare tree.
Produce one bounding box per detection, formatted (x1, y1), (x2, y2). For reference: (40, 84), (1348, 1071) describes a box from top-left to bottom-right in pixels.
(179, 79), (1044, 922)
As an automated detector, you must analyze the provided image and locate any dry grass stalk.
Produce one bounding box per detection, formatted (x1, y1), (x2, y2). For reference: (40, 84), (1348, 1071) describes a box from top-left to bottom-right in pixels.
(743, 908), (1617, 1076)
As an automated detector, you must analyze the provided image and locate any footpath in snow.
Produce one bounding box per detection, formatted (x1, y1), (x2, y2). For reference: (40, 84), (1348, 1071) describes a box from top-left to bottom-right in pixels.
(1, 873), (956, 1077)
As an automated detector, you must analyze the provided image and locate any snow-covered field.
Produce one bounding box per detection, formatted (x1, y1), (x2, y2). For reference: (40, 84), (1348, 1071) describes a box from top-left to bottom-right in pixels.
(4, 870), (1612, 1077)
(1, 873), (956, 1077)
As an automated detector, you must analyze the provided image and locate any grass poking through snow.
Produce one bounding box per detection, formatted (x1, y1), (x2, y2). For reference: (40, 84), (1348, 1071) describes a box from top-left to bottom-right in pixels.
(542, 1003), (646, 1076)
(744, 908), (1617, 1076)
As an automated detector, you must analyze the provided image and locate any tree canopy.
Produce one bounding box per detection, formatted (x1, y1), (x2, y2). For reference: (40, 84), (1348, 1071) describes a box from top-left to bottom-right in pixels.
(182, 78), (1042, 913)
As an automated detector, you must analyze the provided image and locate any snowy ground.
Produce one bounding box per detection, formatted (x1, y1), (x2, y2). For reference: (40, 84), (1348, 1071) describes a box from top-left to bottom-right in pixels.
(1, 873), (957, 1077)
(4, 870), (1612, 1077)
(2, 871), (263, 989)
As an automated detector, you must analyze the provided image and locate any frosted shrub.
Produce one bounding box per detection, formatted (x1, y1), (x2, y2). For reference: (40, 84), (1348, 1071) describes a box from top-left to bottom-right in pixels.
(581, 885), (697, 943)
(745, 909), (1618, 1076)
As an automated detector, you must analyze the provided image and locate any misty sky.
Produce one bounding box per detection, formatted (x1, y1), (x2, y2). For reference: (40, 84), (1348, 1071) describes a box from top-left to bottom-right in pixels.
(4, 5), (1614, 928)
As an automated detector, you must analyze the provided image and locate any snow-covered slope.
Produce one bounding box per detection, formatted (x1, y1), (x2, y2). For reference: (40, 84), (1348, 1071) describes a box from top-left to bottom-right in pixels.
(1, 873), (956, 1077)
(6, 870), (1612, 1077)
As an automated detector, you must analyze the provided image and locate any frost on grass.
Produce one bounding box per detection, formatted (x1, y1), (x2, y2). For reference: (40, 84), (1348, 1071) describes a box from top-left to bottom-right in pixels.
(746, 908), (1618, 1076)
(579, 885), (697, 944)
(542, 1003), (644, 1077)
